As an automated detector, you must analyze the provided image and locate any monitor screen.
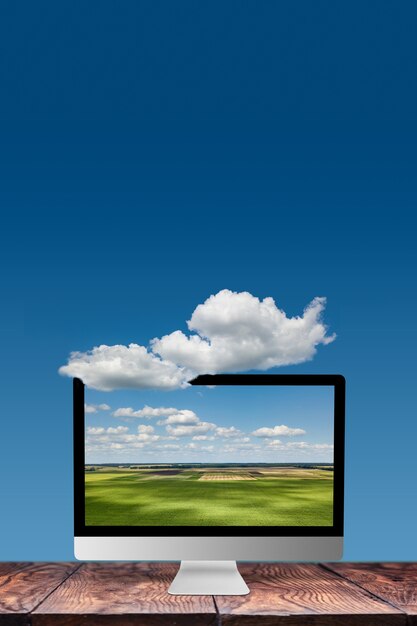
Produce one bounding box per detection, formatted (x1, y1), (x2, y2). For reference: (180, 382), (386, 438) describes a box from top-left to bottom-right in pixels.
(80, 376), (340, 530)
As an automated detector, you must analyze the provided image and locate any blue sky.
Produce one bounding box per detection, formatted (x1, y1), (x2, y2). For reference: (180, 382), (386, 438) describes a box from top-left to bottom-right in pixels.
(0, 0), (416, 560)
(85, 385), (334, 464)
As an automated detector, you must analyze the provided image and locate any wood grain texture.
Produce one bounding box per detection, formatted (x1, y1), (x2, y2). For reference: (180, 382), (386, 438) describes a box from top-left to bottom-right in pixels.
(0, 562), (79, 625)
(325, 562), (417, 621)
(32, 562), (217, 626)
(214, 562), (406, 625)
(1, 562), (416, 626)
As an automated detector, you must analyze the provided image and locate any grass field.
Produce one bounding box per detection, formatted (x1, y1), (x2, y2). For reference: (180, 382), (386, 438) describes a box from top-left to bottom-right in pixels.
(85, 465), (334, 526)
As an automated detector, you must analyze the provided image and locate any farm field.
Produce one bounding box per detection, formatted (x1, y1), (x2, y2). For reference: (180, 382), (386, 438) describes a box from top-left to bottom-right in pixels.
(85, 465), (334, 526)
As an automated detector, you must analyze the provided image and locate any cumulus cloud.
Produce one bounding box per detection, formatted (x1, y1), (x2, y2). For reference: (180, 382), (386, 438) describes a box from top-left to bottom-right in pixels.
(137, 424), (155, 434)
(157, 410), (200, 426)
(85, 418), (332, 461)
(166, 421), (216, 437)
(137, 432), (159, 442)
(151, 290), (335, 373)
(60, 290), (335, 390)
(85, 403), (111, 414)
(265, 440), (333, 454)
(87, 425), (128, 435)
(113, 406), (179, 419)
(121, 407), (219, 437)
(221, 442), (262, 453)
(266, 439), (283, 447)
(252, 425), (306, 437)
(285, 442), (333, 450)
(86, 426), (105, 435)
(107, 426), (129, 434)
(59, 343), (191, 391)
(215, 426), (243, 438)
(86, 424), (160, 454)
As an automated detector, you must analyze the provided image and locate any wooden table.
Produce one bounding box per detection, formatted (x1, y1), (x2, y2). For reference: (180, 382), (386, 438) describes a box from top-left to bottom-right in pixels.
(1, 562), (416, 625)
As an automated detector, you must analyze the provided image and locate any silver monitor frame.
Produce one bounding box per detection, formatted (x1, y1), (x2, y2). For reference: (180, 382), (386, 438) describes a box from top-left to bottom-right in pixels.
(75, 535), (343, 561)
(74, 374), (345, 590)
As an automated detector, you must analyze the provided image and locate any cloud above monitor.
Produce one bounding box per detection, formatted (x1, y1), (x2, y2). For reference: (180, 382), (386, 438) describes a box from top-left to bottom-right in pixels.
(151, 290), (335, 373)
(59, 289), (335, 391)
(59, 344), (191, 391)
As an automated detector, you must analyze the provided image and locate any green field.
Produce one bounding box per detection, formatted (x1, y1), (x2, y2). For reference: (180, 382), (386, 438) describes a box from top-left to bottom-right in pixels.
(85, 465), (334, 526)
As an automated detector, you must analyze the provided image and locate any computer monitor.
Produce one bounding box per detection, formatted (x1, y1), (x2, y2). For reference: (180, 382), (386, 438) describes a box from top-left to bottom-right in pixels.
(74, 374), (345, 595)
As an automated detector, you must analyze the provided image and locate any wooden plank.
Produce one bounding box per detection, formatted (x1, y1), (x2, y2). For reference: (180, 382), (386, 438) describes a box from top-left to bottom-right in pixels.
(0, 562), (79, 626)
(215, 562), (406, 625)
(32, 562), (217, 626)
(325, 563), (417, 622)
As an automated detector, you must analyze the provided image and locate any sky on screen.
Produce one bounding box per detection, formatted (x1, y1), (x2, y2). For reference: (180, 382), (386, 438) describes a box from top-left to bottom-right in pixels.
(84, 384), (334, 464)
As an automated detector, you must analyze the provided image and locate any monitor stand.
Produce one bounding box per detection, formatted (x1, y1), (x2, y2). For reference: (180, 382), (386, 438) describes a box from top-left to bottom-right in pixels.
(168, 560), (250, 595)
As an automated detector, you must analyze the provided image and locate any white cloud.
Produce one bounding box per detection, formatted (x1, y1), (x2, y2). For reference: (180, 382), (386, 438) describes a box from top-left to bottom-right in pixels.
(157, 410), (200, 426)
(86, 426), (105, 435)
(151, 290), (335, 373)
(264, 440), (334, 455)
(166, 421), (216, 438)
(86, 424), (159, 453)
(87, 426), (128, 435)
(192, 435), (215, 441)
(221, 441), (261, 452)
(113, 406), (179, 419)
(137, 432), (160, 442)
(252, 425), (306, 438)
(286, 442), (333, 450)
(268, 439), (285, 450)
(215, 426), (243, 438)
(85, 403), (111, 414)
(107, 426), (129, 434)
(60, 290), (335, 390)
(137, 424), (154, 434)
(59, 343), (191, 391)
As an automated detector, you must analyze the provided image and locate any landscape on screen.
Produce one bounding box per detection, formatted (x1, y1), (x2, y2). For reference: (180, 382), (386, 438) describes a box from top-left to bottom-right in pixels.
(85, 462), (334, 526)
(84, 385), (334, 527)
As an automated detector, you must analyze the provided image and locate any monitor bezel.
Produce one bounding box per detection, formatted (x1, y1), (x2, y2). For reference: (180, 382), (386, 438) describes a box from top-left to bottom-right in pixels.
(74, 374), (345, 537)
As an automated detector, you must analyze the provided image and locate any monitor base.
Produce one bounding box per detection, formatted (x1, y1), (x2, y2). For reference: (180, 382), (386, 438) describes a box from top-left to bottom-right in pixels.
(168, 560), (250, 595)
